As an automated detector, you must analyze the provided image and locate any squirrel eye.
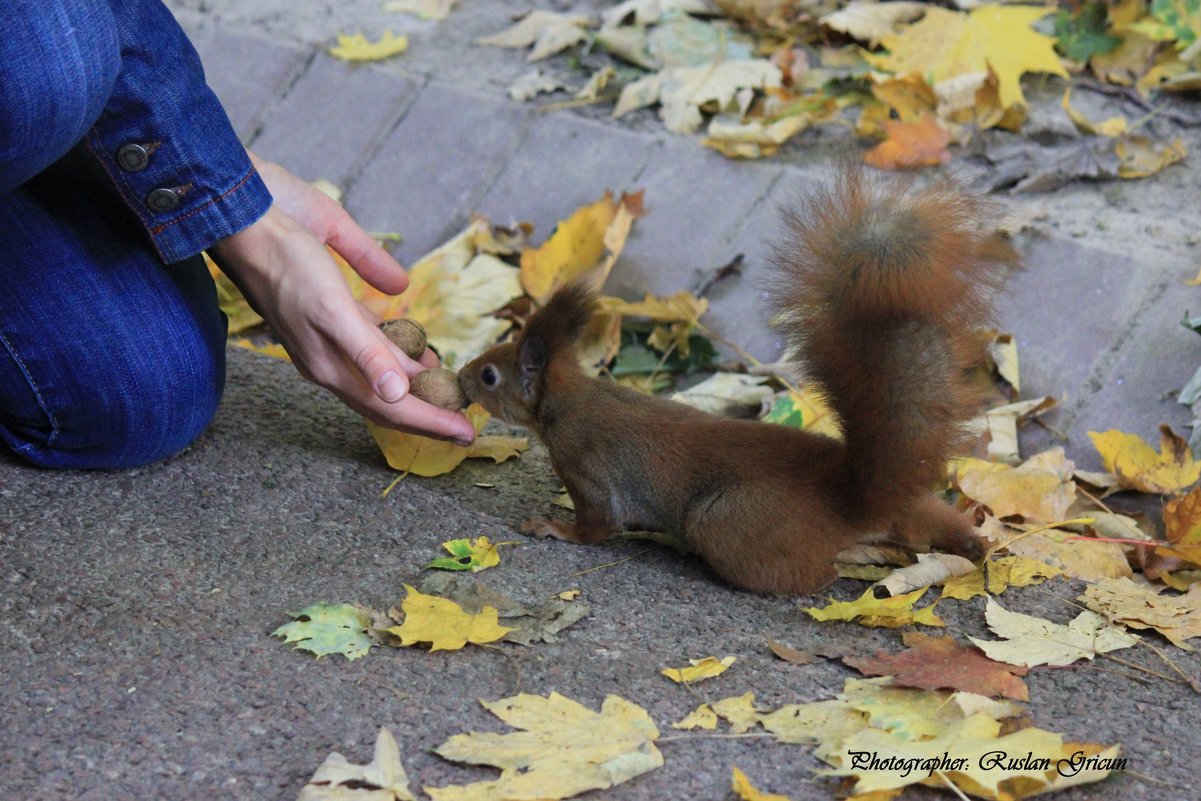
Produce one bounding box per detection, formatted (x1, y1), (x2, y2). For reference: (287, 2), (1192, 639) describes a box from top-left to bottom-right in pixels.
(481, 364), (500, 388)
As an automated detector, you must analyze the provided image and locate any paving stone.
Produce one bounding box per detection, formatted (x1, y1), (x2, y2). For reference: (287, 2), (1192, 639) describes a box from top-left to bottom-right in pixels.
(708, 165), (827, 361)
(998, 237), (1162, 401)
(604, 139), (782, 359)
(343, 83), (532, 265)
(186, 30), (310, 142)
(476, 113), (654, 240)
(1046, 272), (1199, 471)
(249, 55), (419, 188)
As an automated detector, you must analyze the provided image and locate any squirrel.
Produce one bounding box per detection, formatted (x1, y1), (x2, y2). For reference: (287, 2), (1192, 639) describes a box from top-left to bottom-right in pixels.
(458, 168), (1017, 595)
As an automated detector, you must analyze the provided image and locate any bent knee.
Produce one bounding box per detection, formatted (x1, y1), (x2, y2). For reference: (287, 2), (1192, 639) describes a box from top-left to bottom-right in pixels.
(0, 336), (226, 470)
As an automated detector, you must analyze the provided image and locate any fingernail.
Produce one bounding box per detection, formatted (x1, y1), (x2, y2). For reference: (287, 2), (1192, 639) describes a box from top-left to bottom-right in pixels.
(376, 370), (407, 403)
(453, 434), (474, 447)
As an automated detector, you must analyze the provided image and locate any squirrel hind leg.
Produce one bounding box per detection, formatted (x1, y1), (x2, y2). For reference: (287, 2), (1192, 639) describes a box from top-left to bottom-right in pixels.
(687, 507), (853, 595)
(700, 531), (845, 595)
(888, 494), (985, 561)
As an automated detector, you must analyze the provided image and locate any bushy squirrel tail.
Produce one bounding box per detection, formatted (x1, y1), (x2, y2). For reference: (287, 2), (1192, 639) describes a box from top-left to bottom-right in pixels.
(770, 167), (1017, 526)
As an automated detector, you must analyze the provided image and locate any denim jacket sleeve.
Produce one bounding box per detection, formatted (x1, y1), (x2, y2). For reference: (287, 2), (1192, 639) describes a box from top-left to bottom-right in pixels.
(84, 0), (273, 264)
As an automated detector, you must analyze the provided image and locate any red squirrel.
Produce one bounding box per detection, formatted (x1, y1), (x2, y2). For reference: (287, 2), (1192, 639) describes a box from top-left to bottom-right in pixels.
(459, 169), (1017, 594)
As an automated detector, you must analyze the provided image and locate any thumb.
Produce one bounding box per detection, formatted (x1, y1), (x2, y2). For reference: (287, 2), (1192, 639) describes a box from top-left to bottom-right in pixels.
(344, 324), (412, 403)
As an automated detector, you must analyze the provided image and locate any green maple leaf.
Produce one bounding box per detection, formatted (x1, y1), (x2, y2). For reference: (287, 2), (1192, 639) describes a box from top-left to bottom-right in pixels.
(272, 602), (373, 660)
(1129, 0), (1201, 47)
(1055, 1), (1121, 61)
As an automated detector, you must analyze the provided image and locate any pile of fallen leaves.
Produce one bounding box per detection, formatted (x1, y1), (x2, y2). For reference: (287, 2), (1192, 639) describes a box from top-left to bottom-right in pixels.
(453, 0), (1193, 174)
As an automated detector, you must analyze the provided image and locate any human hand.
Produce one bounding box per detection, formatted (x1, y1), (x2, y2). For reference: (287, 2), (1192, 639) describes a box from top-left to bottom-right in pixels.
(210, 158), (475, 445)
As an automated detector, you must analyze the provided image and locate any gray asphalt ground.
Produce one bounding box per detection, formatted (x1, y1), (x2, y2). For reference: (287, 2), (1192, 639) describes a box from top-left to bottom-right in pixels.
(4, 2), (1201, 799)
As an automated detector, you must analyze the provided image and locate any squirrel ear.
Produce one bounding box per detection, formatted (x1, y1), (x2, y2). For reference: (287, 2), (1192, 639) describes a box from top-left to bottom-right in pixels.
(518, 337), (546, 398)
(514, 283), (595, 396)
(520, 336), (546, 376)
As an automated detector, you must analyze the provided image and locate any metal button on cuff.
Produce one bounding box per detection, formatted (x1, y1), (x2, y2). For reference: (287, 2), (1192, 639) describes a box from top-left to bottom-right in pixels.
(146, 187), (181, 213)
(116, 143), (150, 172)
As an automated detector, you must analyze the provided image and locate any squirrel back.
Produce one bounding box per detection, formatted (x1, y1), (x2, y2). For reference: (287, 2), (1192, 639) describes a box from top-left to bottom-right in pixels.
(769, 168), (1016, 528)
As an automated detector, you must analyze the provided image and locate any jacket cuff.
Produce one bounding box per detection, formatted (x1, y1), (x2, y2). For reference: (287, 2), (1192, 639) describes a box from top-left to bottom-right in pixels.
(89, 134), (274, 264)
(81, 1), (274, 263)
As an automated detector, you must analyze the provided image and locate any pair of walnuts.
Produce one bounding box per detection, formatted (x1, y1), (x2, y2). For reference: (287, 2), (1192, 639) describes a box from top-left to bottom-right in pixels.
(378, 319), (467, 410)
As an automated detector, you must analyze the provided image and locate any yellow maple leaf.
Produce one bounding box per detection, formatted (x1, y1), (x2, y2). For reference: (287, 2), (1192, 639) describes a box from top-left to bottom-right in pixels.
(598, 290), (709, 323)
(939, 555), (1064, 601)
(614, 60), (783, 135)
(952, 448), (1077, 521)
(702, 95), (840, 159)
(731, 767), (793, 801)
(519, 191), (644, 304)
(1089, 424), (1201, 494)
(599, 290), (710, 356)
(820, 1), (927, 47)
(1080, 576), (1201, 650)
(869, 73), (937, 122)
(969, 598), (1139, 667)
(385, 585), (512, 651)
(329, 31), (409, 62)
(355, 220), (523, 369)
(1115, 135), (1187, 179)
(698, 681), (1020, 752)
(671, 703), (719, 730)
(868, 5), (1067, 125)
(660, 655), (736, 683)
(824, 712), (1120, 798)
(805, 587), (943, 628)
(368, 404), (528, 479)
(1005, 527), (1132, 583)
(1161, 486), (1201, 566)
(426, 692), (662, 800)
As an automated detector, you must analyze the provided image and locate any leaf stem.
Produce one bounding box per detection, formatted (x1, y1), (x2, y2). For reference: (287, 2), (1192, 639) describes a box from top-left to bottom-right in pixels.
(655, 732), (778, 743)
(571, 549), (652, 577)
(986, 517), (1097, 559)
(1096, 651), (1178, 684)
(1064, 536), (1158, 547)
(934, 770), (971, 801)
(1075, 484), (1115, 514)
(1136, 638), (1201, 694)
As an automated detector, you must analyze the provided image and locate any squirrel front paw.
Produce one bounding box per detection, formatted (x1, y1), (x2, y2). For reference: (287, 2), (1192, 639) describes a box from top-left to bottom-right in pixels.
(522, 518), (575, 541)
(940, 529), (987, 562)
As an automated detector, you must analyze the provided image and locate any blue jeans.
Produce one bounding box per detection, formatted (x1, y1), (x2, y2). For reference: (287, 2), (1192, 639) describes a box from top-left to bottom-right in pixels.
(0, 0), (255, 469)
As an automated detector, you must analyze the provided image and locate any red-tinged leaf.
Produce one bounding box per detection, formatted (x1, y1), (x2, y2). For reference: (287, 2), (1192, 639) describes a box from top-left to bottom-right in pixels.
(843, 632), (1029, 700)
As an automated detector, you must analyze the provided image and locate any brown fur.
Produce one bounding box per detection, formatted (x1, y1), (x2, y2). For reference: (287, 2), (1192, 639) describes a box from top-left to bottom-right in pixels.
(459, 170), (1016, 595)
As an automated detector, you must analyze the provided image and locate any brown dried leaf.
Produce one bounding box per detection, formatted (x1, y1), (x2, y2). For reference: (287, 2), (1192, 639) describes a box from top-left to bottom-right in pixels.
(843, 632), (1029, 700)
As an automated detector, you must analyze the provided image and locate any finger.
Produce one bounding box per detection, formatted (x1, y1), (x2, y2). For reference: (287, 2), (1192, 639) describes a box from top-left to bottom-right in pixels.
(330, 320), (412, 404)
(326, 206), (409, 295)
(418, 348), (441, 369)
(350, 392), (477, 445)
(371, 329), (436, 380)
